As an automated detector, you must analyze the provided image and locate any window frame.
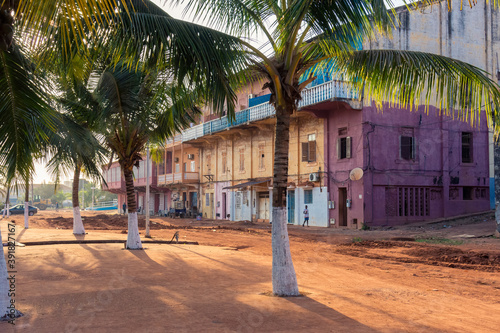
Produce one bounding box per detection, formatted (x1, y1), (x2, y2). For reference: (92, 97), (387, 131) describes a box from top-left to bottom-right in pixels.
(461, 132), (473, 163)
(301, 133), (317, 163)
(304, 189), (313, 204)
(399, 135), (415, 160)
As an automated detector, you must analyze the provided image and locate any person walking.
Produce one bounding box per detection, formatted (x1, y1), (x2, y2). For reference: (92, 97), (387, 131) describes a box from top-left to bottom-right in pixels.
(56, 202), (59, 212)
(302, 205), (309, 227)
(122, 202), (127, 214)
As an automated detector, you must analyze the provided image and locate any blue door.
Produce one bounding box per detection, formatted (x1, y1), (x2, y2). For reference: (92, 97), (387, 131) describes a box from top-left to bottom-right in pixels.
(287, 190), (295, 224)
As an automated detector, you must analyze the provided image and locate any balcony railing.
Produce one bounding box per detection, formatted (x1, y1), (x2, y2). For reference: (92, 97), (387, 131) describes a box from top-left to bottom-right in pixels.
(182, 79), (356, 142)
(157, 172), (199, 185)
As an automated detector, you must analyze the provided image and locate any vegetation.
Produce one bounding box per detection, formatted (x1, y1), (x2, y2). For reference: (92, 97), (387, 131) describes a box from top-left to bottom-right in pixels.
(181, 0), (500, 296)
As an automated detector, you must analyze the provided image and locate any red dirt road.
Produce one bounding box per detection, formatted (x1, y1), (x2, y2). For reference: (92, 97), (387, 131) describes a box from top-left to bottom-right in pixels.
(1, 210), (499, 332)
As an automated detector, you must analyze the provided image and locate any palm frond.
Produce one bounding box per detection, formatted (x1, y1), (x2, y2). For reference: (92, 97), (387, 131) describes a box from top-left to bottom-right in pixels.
(0, 44), (58, 181)
(337, 49), (500, 128)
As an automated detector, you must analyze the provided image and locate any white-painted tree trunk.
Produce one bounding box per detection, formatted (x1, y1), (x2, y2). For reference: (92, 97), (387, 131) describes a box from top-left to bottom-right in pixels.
(271, 207), (299, 296)
(23, 201), (29, 229)
(72, 206), (85, 235)
(126, 212), (142, 249)
(5, 204), (9, 218)
(0, 228), (22, 321)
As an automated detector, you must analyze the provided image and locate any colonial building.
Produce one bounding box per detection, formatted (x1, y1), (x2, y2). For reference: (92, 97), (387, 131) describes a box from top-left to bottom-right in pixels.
(104, 1), (497, 227)
(102, 159), (170, 215)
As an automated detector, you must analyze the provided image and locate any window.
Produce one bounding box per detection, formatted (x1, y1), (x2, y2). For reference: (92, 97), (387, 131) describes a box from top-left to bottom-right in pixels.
(158, 160), (165, 175)
(400, 136), (415, 160)
(183, 163), (187, 172)
(400, 127), (415, 160)
(463, 187), (473, 200)
(239, 148), (245, 171)
(462, 132), (473, 163)
(302, 134), (317, 162)
(190, 161), (196, 172)
(175, 163), (180, 173)
(304, 190), (313, 204)
(337, 137), (351, 159)
(205, 193), (210, 206)
(222, 152), (227, 174)
(258, 144), (265, 169)
(166, 151), (172, 173)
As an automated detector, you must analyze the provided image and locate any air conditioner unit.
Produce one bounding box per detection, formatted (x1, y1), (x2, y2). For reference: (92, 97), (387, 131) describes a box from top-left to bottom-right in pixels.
(309, 173), (319, 182)
(187, 154), (195, 160)
(174, 157), (179, 162)
(248, 94), (255, 99)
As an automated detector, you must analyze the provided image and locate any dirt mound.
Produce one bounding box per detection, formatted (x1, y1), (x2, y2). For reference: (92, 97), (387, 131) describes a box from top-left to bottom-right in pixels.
(337, 240), (500, 272)
(405, 247), (500, 267)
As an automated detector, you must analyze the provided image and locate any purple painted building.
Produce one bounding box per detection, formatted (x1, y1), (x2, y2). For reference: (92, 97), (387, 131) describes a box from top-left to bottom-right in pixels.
(308, 101), (490, 228)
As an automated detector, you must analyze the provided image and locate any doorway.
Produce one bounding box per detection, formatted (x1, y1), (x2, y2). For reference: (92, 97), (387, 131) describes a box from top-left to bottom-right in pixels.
(222, 192), (227, 219)
(258, 193), (270, 221)
(287, 190), (295, 224)
(339, 188), (348, 226)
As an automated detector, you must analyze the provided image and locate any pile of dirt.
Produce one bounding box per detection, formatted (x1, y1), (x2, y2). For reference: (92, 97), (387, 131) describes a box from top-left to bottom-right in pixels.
(405, 247), (500, 267)
(337, 240), (500, 272)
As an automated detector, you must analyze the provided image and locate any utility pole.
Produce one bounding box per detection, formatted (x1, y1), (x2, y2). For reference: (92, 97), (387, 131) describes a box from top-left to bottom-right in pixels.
(145, 145), (151, 238)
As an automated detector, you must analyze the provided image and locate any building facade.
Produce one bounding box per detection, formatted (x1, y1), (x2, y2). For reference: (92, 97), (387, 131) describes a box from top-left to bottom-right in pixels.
(103, 1), (497, 227)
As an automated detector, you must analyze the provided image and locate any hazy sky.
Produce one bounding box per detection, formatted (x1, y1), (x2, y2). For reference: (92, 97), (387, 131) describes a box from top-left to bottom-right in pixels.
(34, 0), (407, 183)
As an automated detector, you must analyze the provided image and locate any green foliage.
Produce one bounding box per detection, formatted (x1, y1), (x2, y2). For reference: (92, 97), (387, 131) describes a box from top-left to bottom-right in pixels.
(352, 237), (363, 243)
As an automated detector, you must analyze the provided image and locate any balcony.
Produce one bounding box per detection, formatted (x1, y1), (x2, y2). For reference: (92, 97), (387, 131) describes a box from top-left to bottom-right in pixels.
(182, 79), (357, 142)
(158, 172), (199, 185)
(102, 180), (125, 193)
(166, 134), (182, 146)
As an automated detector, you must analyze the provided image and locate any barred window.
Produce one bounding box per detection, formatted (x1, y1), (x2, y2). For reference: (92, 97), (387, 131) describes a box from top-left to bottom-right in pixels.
(304, 190), (313, 204)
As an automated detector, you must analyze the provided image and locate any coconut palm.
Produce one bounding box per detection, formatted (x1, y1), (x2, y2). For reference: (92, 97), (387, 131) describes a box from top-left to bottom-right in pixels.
(46, 111), (107, 235)
(94, 63), (200, 249)
(181, 0), (500, 295)
(1, 0), (246, 319)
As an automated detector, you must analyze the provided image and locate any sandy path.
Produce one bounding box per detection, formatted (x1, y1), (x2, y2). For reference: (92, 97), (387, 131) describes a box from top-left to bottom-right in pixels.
(0, 211), (499, 332)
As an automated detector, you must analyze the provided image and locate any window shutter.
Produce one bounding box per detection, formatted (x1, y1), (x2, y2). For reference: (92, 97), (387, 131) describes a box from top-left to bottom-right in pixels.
(337, 138), (341, 159)
(302, 142), (309, 162)
(346, 137), (352, 159)
(411, 137), (415, 159)
(309, 141), (316, 162)
(399, 136), (402, 159)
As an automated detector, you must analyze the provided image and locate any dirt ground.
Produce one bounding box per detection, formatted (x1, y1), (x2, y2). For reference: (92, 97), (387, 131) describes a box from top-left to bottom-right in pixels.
(1, 210), (499, 332)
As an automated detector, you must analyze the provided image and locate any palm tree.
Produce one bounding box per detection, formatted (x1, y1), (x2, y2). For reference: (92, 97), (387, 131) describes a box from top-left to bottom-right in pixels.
(46, 113), (107, 234)
(1, 0), (246, 319)
(182, 0), (500, 296)
(95, 63), (199, 249)
(1, 0), (246, 190)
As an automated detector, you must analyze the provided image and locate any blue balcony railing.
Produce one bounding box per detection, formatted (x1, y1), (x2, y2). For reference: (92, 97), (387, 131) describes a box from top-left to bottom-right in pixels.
(181, 79), (357, 142)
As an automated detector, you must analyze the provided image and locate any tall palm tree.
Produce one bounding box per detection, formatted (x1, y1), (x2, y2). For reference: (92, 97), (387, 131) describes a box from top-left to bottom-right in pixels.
(46, 112), (107, 235)
(182, 0), (500, 295)
(1, 0), (246, 319)
(95, 63), (199, 249)
(1, 0), (246, 190)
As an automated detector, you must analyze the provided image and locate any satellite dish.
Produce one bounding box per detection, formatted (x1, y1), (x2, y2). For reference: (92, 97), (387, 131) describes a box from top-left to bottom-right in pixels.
(349, 168), (364, 181)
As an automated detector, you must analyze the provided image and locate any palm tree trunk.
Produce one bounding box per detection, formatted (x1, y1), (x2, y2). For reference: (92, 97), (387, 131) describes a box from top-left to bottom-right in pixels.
(72, 162), (85, 235)
(0, 227), (22, 321)
(495, 140), (500, 237)
(271, 106), (299, 296)
(123, 167), (142, 249)
(24, 176), (29, 229)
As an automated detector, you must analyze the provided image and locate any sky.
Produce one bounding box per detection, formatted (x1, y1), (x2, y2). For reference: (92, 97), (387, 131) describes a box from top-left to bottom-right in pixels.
(33, 0), (262, 184)
(33, 0), (407, 183)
